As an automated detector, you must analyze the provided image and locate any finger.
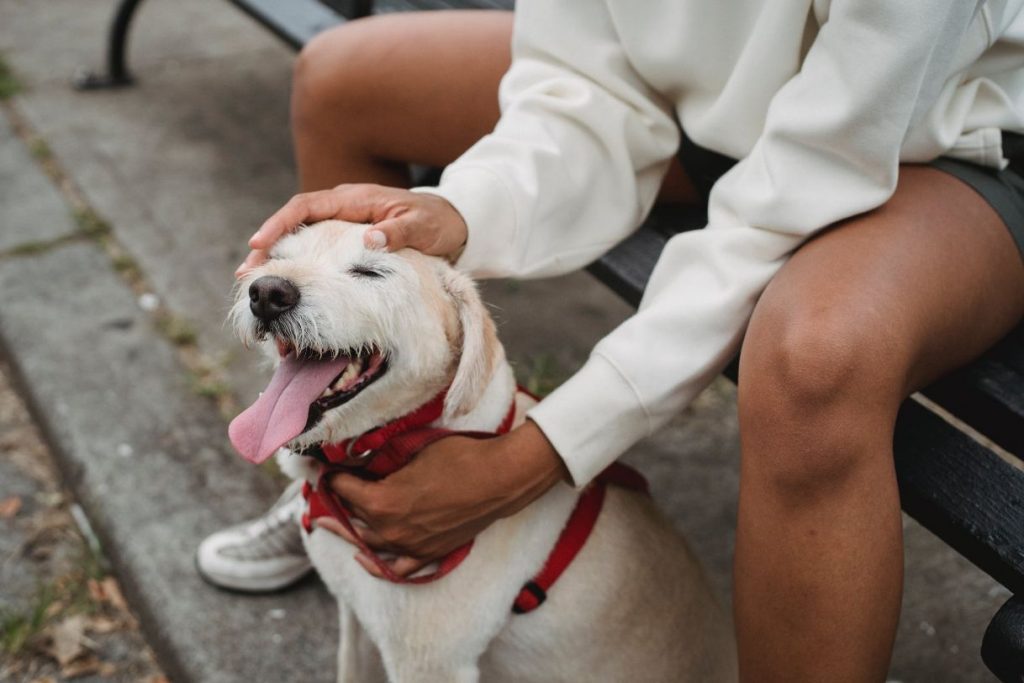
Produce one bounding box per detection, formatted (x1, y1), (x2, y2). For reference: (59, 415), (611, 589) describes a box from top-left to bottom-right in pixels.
(234, 248), (269, 278)
(250, 196), (316, 249)
(250, 191), (341, 249)
(313, 516), (360, 545)
(365, 216), (411, 252)
(388, 555), (430, 578)
(251, 186), (384, 249)
(315, 516), (398, 554)
(329, 473), (375, 515)
(355, 552), (387, 579)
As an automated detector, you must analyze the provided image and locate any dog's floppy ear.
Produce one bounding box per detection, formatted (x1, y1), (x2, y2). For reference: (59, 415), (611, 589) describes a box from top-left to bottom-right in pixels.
(441, 268), (501, 419)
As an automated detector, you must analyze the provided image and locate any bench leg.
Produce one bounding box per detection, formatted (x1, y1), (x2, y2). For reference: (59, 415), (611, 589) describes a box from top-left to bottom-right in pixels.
(982, 595), (1024, 681)
(73, 0), (148, 90)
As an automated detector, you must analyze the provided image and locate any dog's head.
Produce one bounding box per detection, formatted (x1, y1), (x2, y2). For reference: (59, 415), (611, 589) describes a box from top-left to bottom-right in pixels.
(227, 220), (502, 463)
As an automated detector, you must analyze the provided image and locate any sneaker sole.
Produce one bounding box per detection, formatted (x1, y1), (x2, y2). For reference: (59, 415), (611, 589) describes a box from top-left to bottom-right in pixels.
(194, 554), (315, 594)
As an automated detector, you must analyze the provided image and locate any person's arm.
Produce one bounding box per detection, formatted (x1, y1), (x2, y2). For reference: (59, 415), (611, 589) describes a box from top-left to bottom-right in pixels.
(423, 0), (988, 484)
(415, 0), (681, 278)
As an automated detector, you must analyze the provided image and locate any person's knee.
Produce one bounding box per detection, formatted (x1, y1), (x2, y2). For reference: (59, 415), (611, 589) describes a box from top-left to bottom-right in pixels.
(292, 20), (380, 132)
(738, 292), (906, 495)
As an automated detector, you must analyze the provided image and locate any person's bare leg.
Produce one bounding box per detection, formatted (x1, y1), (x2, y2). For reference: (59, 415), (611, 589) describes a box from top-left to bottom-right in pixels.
(734, 166), (1024, 681)
(292, 11), (512, 191)
(290, 11), (696, 200)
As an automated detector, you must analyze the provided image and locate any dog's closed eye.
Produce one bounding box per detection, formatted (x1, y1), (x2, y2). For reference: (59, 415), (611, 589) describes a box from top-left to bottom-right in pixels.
(349, 265), (386, 278)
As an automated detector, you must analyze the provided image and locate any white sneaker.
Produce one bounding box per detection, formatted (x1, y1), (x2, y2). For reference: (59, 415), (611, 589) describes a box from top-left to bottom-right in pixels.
(196, 479), (312, 592)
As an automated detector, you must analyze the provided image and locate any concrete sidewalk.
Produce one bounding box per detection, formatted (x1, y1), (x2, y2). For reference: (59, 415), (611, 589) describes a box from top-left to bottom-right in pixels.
(0, 0), (1010, 680)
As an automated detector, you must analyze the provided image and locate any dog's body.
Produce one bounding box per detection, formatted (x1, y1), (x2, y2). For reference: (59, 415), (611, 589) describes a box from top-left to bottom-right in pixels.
(231, 220), (736, 682)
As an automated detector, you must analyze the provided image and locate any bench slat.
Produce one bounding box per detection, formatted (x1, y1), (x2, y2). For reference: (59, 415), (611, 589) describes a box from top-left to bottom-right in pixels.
(895, 400), (1024, 593)
(226, 0), (345, 49)
(373, 0), (513, 12)
(923, 326), (1024, 455)
(585, 204), (706, 308)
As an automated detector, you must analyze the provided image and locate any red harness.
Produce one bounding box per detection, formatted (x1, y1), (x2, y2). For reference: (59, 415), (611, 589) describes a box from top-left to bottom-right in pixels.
(300, 388), (648, 614)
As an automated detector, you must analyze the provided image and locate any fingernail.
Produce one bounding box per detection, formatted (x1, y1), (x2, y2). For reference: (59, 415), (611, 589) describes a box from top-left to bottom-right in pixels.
(366, 229), (387, 249)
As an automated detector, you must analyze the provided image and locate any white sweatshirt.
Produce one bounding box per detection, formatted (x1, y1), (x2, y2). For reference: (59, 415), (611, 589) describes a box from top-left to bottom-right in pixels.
(418, 0), (1024, 486)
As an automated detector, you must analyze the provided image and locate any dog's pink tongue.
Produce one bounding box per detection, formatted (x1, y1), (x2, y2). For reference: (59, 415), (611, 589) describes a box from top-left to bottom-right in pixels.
(229, 353), (349, 464)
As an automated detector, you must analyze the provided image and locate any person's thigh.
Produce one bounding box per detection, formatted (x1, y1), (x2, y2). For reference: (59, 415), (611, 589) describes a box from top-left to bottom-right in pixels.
(293, 10), (513, 169)
(745, 164), (1024, 401)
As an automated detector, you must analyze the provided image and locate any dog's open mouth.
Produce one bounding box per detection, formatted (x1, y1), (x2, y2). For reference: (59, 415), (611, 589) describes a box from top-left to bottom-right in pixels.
(306, 346), (388, 429)
(227, 340), (388, 464)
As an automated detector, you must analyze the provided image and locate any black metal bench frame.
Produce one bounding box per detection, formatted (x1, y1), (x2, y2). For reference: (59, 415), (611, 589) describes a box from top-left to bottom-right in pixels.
(78, 0), (1024, 678)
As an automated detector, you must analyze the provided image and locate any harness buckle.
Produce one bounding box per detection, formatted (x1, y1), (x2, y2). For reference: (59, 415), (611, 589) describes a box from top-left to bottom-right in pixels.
(344, 429), (377, 465)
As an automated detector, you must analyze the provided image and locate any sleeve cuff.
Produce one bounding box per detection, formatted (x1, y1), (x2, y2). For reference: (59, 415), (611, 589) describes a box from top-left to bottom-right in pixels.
(526, 353), (652, 488)
(412, 166), (518, 277)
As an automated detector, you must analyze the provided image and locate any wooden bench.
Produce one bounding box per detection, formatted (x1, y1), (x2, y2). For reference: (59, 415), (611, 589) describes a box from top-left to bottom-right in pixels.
(79, 0), (1024, 678)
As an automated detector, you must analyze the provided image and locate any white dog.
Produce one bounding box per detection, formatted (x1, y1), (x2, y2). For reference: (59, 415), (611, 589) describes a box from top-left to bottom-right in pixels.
(228, 220), (736, 682)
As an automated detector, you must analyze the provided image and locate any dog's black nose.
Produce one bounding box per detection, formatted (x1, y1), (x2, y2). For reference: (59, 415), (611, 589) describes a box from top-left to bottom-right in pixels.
(249, 276), (299, 323)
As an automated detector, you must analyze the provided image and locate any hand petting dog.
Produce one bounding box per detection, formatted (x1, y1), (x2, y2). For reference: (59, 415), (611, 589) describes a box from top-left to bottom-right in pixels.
(237, 184), (468, 277)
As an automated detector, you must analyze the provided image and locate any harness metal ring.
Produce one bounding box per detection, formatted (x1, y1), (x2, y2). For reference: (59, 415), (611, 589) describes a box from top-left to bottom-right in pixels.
(345, 428), (377, 464)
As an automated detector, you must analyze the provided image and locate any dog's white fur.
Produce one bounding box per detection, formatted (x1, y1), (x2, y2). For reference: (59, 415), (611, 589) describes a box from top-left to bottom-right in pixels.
(233, 221), (737, 682)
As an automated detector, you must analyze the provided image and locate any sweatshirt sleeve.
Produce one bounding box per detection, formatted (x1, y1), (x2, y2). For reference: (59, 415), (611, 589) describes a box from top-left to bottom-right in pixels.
(415, 0), (681, 277)
(424, 1), (986, 485)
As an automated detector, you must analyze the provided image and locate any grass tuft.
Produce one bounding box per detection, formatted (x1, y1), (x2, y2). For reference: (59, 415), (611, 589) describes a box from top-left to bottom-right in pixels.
(29, 137), (52, 162)
(110, 250), (143, 283)
(190, 375), (230, 400)
(6, 240), (57, 257)
(0, 542), (110, 660)
(155, 313), (198, 347)
(0, 585), (54, 657)
(74, 208), (112, 238)
(0, 55), (22, 100)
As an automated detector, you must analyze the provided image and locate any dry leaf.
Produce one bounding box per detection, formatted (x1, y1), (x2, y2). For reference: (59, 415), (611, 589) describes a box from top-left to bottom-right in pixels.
(48, 614), (88, 666)
(146, 676), (170, 683)
(29, 677), (56, 683)
(85, 615), (121, 634)
(87, 578), (104, 603)
(99, 577), (128, 612)
(43, 600), (64, 619)
(60, 654), (102, 679)
(0, 495), (22, 518)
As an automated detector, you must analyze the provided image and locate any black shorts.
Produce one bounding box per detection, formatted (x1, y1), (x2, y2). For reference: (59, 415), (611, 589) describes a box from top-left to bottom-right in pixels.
(678, 131), (1024, 261)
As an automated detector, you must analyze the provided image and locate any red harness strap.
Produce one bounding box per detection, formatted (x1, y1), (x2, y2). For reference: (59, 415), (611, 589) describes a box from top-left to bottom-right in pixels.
(511, 462), (648, 614)
(300, 388), (649, 613)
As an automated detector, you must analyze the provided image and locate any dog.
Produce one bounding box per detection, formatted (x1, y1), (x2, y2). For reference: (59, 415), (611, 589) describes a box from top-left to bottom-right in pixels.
(228, 220), (737, 682)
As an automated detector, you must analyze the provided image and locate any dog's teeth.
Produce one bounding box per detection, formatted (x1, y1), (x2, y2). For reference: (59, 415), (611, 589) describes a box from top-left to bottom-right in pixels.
(333, 361), (361, 389)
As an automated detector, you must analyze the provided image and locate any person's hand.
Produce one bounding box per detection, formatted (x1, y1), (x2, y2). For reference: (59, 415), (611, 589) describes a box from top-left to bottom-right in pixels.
(314, 419), (570, 578)
(236, 184), (468, 277)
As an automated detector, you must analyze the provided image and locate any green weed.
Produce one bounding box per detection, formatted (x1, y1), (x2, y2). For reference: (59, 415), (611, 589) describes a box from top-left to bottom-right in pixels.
(0, 55), (22, 100)
(156, 313), (198, 347)
(74, 208), (112, 238)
